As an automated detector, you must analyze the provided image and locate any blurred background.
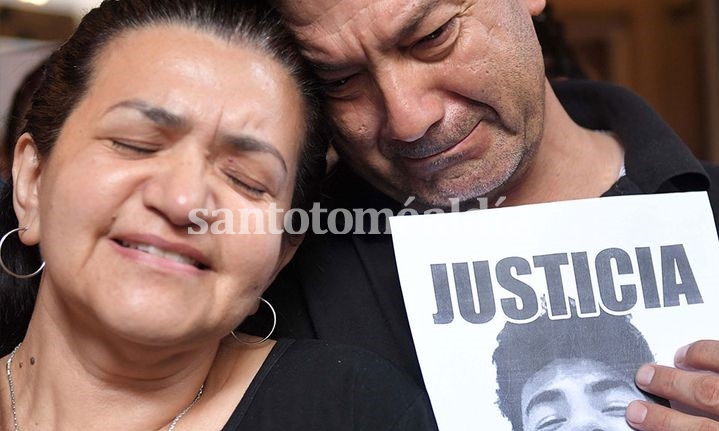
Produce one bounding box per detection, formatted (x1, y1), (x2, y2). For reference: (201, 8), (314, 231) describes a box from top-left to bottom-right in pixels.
(1, 0), (718, 163)
(548, 0), (719, 163)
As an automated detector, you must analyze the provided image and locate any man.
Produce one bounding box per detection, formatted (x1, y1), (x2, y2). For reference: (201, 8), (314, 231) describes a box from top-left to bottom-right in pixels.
(493, 310), (661, 431)
(264, 0), (719, 429)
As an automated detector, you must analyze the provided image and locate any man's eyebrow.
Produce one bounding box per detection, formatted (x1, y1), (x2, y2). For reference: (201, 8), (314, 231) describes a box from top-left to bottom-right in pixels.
(525, 389), (563, 416)
(106, 99), (188, 129)
(309, 60), (351, 74)
(589, 379), (636, 395)
(397, 0), (442, 41)
(223, 134), (288, 173)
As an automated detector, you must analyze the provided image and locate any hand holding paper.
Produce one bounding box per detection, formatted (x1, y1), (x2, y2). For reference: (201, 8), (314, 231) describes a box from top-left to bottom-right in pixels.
(626, 339), (719, 431)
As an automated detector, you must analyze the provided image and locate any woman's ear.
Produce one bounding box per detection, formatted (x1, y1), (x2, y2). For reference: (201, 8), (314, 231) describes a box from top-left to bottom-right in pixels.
(279, 233), (304, 270)
(266, 233), (305, 284)
(524, 0), (547, 16)
(12, 133), (43, 246)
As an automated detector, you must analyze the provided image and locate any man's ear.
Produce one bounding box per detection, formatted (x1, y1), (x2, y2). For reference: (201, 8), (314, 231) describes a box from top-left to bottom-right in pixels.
(12, 133), (43, 246)
(524, 0), (547, 16)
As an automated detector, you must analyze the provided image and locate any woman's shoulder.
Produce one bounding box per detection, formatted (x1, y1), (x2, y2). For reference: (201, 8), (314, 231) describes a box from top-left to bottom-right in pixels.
(268, 338), (424, 399)
(278, 338), (409, 369)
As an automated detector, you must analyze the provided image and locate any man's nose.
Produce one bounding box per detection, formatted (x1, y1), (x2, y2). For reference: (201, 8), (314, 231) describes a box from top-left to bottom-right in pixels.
(376, 64), (444, 143)
(142, 147), (216, 226)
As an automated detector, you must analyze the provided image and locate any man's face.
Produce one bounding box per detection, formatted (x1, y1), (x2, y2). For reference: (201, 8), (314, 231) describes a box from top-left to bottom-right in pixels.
(520, 358), (648, 431)
(280, 0), (547, 207)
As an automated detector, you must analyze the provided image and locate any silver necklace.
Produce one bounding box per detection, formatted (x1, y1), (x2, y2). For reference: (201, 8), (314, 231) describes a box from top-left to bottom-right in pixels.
(5, 343), (205, 431)
(5, 344), (20, 431)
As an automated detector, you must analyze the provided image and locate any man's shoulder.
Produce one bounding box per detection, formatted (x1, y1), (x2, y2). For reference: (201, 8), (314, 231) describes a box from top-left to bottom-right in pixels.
(699, 161), (719, 230)
(551, 79), (660, 131)
(700, 160), (719, 181)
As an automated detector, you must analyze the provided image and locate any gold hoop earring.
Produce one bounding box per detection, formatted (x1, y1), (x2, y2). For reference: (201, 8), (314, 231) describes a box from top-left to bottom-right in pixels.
(230, 297), (277, 344)
(0, 227), (44, 279)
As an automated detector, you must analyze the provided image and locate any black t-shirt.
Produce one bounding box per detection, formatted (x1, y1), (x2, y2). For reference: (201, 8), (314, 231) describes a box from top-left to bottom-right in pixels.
(221, 338), (438, 430)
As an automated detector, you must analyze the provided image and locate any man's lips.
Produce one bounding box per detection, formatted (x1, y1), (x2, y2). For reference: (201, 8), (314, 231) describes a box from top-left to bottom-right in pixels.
(113, 236), (210, 270)
(395, 120), (485, 175)
(396, 140), (464, 160)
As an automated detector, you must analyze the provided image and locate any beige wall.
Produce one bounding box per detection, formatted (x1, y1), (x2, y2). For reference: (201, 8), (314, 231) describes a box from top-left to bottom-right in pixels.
(550, 0), (719, 161)
(0, 39), (57, 145)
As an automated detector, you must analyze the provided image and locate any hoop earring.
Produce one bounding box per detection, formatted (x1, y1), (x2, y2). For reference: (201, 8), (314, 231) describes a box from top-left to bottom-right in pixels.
(231, 297), (276, 344)
(0, 227), (45, 279)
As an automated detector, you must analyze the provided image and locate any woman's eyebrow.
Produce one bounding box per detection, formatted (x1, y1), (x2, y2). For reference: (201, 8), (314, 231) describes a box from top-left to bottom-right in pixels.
(222, 134), (288, 174)
(105, 99), (288, 174)
(105, 99), (188, 129)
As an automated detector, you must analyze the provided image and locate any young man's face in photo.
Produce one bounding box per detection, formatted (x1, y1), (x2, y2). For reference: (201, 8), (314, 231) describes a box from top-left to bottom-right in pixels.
(520, 358), (648, 431)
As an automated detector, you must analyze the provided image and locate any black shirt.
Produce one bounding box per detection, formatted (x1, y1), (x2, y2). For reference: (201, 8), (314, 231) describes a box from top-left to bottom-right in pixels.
(222, 338), (437, 430)
(260, 80), (719, 387)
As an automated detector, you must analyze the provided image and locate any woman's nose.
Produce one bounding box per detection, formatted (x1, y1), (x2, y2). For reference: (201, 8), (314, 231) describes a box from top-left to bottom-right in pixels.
(142, 148), (216, 226)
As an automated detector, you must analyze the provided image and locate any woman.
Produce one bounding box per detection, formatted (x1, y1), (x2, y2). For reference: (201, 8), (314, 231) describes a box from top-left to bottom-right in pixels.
(0, 0), (437, 429)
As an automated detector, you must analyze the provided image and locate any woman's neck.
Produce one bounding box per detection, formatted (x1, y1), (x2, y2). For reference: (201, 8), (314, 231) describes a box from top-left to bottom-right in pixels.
(2, 296), (273, 430)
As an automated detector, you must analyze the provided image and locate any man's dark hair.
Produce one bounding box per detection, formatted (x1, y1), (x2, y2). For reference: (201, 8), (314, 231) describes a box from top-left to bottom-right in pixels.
(532, 2), (586, 80)
(492, 308), (655, 431)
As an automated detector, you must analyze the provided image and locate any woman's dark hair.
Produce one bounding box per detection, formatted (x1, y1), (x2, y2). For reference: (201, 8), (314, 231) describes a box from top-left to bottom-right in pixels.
(1, 58), (49, 181)
(0, 0), (328, 355)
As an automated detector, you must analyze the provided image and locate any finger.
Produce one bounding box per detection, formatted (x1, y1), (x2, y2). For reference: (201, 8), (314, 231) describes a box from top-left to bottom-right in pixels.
(626, 400), (719, 431)
(635, 364), (719, 416)
(675, 340), (719, 373)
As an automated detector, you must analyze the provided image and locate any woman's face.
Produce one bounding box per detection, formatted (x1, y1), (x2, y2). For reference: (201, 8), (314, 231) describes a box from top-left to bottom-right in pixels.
(13, 25), (306, 345)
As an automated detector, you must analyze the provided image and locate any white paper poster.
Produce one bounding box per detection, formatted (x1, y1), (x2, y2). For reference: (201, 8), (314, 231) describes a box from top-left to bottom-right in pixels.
(389, 192), (719, 431)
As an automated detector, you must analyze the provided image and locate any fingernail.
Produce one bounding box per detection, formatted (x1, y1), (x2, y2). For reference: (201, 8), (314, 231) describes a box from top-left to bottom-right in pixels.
(674, 344), (690, 366)
(626, 401), (648, 424)
(635, 365), (655, 386)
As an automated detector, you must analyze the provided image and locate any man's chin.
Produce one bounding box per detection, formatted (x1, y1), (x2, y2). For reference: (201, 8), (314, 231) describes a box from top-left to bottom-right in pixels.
(401, 178), (510, 210)
(358, 164), (512, 210)
(385, 188), (495, 212)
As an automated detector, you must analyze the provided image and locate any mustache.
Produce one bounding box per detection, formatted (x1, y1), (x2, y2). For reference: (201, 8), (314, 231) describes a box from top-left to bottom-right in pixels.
(381, 105), (495, 159)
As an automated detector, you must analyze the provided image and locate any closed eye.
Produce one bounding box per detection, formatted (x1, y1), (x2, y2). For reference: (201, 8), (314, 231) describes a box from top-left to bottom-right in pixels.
(225, 173), (267, 198)
(110, 140), (158, 154)
(536, 416), (565, 431)
(601, 404), (628, 416)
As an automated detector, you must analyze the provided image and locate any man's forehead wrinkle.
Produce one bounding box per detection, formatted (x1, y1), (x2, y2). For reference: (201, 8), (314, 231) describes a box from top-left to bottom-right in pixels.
(288, 0), (445, 68)
(281, 1), (363, 66)
(291, 3), (393, 70)
(294, 23), (363, 70)
(277, 0), (340, 26)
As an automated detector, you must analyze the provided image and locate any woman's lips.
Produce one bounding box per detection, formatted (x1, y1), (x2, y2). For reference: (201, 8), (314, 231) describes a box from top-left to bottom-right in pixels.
(112, 234), (210, 272)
